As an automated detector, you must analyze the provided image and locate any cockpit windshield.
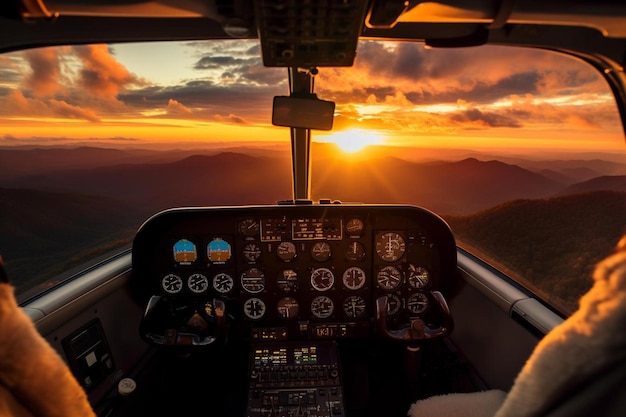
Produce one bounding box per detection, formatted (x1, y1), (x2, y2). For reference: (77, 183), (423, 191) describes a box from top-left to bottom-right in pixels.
(1, 39), (625, 316)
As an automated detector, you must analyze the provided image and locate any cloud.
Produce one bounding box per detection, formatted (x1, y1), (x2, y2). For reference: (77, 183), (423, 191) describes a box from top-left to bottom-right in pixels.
(194, 56), (249, 70)
(319, 42), (606, 107)
(191, 43), (285, 87)
(450, 108), (521, 128)
(47, 98), (100, 122)
(2, 90), (100, 122)
(23, 47), (63, 97)
(167, 98), (192, 114)
(215, 113), (249, 124)
(2, 39), (618, 144)
(72, 44), (141, 99)
(118, 79), (281, 123)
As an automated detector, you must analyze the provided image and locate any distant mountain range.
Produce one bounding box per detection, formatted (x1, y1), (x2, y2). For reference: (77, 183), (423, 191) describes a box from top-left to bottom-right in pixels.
(558, 175), (626, 195)
(312, 156), (571, 213)
(2, 152), (293, 212)
(2, 146), (625, 300)
(2, 148), (625, 214)
(0, 146), (290, 180)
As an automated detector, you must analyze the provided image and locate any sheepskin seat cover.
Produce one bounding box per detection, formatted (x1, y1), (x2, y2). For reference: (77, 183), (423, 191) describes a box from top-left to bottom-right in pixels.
(410, 236), (626, 417)
(0, 282), (96, 417)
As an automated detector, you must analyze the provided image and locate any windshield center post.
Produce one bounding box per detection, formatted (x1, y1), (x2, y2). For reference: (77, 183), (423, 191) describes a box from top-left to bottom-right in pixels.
(288, 67), (316, 202)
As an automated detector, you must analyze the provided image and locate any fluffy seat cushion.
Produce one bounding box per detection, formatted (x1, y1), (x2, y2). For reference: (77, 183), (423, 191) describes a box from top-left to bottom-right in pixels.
(408, 390), (507, 417)
(494, 237), (626, 417)
(409, 236), (626, 417)
(0, 283), (96, 417)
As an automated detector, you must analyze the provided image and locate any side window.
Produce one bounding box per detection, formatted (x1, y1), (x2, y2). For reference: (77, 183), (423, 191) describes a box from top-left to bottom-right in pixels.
(311, 42), (626, 316)
(0, 40), (289, 302)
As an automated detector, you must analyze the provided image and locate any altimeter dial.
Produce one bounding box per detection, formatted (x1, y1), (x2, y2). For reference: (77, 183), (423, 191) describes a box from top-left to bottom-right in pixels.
(343, 295), (366, 319)
(375, 232), (406, 262)
(311, 296), (334, 319)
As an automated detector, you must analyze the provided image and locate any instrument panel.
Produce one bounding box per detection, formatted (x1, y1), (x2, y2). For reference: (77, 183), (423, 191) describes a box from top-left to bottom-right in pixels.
(132, 205), (456, 342)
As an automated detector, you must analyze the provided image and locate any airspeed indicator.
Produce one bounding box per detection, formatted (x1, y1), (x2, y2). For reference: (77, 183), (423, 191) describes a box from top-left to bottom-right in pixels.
(310, 268), (334, 291)
(161, 274), (183, 294)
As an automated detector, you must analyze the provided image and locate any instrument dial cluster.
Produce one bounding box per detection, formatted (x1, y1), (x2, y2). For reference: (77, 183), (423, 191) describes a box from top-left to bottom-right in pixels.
(134, 205), (456, 339)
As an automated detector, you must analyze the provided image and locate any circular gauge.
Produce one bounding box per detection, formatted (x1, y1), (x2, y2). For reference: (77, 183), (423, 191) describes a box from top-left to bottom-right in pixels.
(239, 218), (259, 238)
(277, 241), (297, 261)
(408, 292), (429, 314)
(343, 295), (367, 319)
(408, 265), (430, 289)
(173, 239), (197, 263)
(207, 238), (232, 263)
(243, 298), (266, 320)
(162, 274), (183, 294)
(187, 273), (209, 294)
(310, 268), (335, 291)
(311, 296), (334, 319)
(342, 267), (366, 290)
(241, 267), (265, 293)
(311, 241), (331, 262)
(386, 294), (402, 315)
(376, 266), (403, 290)
(346, 218), (364, 235)
(242, 242), (262, 263)
(277, 297), (299, 319)
(213, 273), (234, 293)
(277, 269), (298, 293)
(375, 232), (406, 262)
(345, 241), (365, 261)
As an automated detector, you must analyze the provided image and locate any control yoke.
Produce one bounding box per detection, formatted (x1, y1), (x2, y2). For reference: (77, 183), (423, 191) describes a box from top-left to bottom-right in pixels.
(140, 296), (227, 346)
(375, 291), (453, 341)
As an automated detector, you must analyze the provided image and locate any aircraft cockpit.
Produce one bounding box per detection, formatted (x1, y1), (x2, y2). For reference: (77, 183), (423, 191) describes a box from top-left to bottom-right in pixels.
(130, 204), (456, 415)
(1, 1), (626, 417)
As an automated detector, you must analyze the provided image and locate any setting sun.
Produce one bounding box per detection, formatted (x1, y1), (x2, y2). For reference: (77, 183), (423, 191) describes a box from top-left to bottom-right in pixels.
(316, 129), (385, 153)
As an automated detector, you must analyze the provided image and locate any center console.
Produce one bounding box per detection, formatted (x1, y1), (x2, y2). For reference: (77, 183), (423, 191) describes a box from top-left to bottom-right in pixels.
(247, 341), (345, 417)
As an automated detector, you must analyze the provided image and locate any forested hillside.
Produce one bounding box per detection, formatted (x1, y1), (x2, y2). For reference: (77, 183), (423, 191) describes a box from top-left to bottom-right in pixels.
(445, 191), (626, 314)
(0, 188), (143, 296)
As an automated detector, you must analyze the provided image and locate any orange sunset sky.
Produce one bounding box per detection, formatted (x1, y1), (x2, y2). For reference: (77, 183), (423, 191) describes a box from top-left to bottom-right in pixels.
(0, 39), (624, 156)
